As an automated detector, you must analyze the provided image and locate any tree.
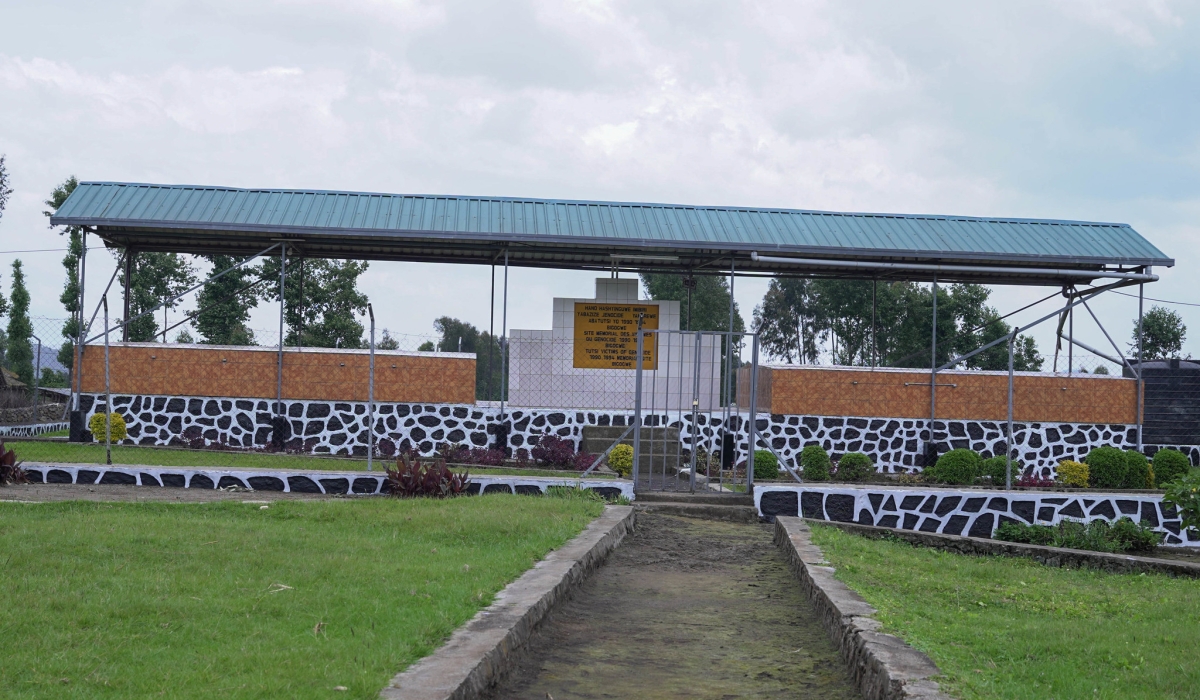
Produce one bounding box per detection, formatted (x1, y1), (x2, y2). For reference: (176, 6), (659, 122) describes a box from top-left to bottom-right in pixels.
(6, 260), (33, 386)
(195, 255), (260, 345)
(430, 316), (505, 400)
(44, 176), (84, 369)
(124, 253), (197, 341)
(753, 278), (1042, 371)
(259, 257), (370, 348)
(1131, 306), (1186, 359)
(0, 155), (12, 223)
(377, 329), (400, 350)
(640, 273), (745, 333)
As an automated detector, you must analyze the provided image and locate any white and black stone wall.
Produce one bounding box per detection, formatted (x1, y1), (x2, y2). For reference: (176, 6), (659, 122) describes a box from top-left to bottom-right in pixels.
(755, 484), (1197, 547)
(78, 393), (1191, 478)
(20, 462), (634, 500)
(0, 421), (69, 438)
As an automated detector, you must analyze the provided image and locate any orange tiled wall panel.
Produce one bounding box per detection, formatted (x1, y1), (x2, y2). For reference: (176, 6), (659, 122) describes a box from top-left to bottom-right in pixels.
(766, 366), (1138, 424)
(77, 344), (476, 404)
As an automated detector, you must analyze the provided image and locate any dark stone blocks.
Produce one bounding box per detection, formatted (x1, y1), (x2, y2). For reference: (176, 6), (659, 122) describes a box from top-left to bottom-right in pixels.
(484, 484), (513, 495)
(825, 494), (855, 522)
(352, 478), (380, 494)
(760, 490), (799, 518)
(190, 474), (215, 489)
(943, 514), (969, 535)
(968, 513), (995, 538)
(248, 476), (285, 491)
(99, 471), (137, 485)
(801, 491), (825, 519)
(515, 485), (543, 495)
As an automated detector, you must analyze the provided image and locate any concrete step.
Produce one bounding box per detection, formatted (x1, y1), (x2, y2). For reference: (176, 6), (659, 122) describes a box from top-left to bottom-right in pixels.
(633, 491), (754, 506)
(632, 501), (760, 524)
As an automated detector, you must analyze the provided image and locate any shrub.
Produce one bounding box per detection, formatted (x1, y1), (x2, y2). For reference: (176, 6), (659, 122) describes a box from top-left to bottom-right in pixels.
(752, 449), (779, 482)
(88, 412), (127, 442)
(1084, 446), (1128, 489)
(608, 444), (634, 478)
(384, 455), (471, 498)
(835, 452), (873, 482)
(1014, 474), (1056, 488)
(530, 433), (577, 467)
(925, 449), (981, 485)
(995, 517), (1160, 553)
(1152, 448), (1191, 487)
(0, 439), (27, 485)
(1055, 460), (1089, 488)
(1163, 471), (1200, 538)
(981, 455), (1022, 485)
(1123, 450), (1151, 489)
(800, 444), (831, 481)
(572, 451), (598, 471)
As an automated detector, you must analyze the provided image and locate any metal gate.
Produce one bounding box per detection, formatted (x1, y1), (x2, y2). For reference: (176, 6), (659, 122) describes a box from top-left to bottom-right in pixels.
(629, 329), (761, 493)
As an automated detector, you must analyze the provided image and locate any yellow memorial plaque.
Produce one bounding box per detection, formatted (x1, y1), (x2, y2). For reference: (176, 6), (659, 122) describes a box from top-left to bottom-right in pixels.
(573, 302), (659, 370)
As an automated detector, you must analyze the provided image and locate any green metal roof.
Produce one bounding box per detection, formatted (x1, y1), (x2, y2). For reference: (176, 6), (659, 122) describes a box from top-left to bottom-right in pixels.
(50, 181), (1172, 285)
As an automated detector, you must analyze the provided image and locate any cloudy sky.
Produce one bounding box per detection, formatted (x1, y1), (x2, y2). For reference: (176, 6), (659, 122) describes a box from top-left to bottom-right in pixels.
(0, 0), (1196, 364)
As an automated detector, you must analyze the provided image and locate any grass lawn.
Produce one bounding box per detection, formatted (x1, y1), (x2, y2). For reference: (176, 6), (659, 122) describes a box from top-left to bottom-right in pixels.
(8, 440), (613, 479)
(809, 525), (1200, 700)
(0, 495), (605, 699)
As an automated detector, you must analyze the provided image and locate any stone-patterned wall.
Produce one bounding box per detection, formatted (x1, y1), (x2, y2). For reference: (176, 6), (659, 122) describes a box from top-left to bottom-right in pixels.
(77, 393), (1189, 480)
(755, 484), (1197, 547)
(0, 421), (69, 438)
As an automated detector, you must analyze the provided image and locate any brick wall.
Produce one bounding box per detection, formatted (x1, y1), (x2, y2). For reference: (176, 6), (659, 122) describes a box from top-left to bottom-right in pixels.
(748, 365), (1138, 424)
(77, 343), (476, 404)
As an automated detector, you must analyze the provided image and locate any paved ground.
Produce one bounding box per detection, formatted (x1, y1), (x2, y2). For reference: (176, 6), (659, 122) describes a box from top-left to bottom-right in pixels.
(490, 513), (859, 700)
(0, 483), (340, 503)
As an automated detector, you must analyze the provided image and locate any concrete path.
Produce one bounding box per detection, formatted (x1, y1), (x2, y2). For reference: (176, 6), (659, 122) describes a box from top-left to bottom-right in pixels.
(490, 513), (859, 699)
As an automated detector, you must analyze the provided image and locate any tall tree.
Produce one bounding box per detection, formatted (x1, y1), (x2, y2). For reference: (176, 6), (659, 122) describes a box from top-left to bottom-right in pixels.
(754, 278), (1042, 371)
(640, 273), (745, 333)
(44, 176), (84, 368)
(6, 260), (33, 386)
(195, 255), (260, 345)
(125, 253), (197, 341)
(0, 155), (12, 223)
(431, 316), (504, 400)
(259, 257), (370, 348)
(1131, 306), (1187, 359)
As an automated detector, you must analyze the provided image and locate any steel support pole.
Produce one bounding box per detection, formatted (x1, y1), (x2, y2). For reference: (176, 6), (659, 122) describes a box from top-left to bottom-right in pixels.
(276, 245), (287, 415)
(633, 327), (645, 485)
(747, 334), (760, 493)
(1007, 333), (1015, 490)
(1068, 301), (1074, 374)
(103, 295), (112, 466)
(73, 230), (87, 411)
(32, 335), (42, 424)
(499, 250), (509, 421)
(871, 278), (877, 368)
(298, 257), (305, 350)
(488, 261), (495, 401)
(689, 331), (702, 492)
(122, 250), (132, 343)
(929, 276), (938, 461)
(1137, 281), (1145, 450)
(368, 303), (375, 472)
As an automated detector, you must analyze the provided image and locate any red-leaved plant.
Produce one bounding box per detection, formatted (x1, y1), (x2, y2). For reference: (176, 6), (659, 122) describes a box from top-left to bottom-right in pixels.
(1014, 474), (1056, 488)
(384, 454), (472, 498)
(0, 439), (27, 485)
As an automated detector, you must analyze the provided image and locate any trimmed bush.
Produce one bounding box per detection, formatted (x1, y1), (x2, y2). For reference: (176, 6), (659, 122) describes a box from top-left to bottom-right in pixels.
(835, 452), (873, 482)
(88, 412), (127, 443)
(800, 444), (831, 481)
(981, 455), (1022, 485)
(925, 448), (981, 485)
(1084, 446), (1128, 489)
(996, 517), (1160, 553)
(608, 444), (633, 478)
(1123, 450), (1151, 489)
(752, 449), (779, 482)
(1163, 471), (1200, 537)
(1153, 448), (1191, 487)
(1055, 460), (1089, 488)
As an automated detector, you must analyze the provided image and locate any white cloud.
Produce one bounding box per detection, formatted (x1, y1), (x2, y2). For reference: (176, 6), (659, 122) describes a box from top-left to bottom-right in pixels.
(1054, 0), (1183, 46)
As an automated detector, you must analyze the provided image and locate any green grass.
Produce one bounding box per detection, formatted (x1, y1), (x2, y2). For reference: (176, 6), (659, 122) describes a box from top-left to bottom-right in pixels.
(7, 440), (613, 478)
(0, 495), (604, 699)
(808, 525), (1200, 700)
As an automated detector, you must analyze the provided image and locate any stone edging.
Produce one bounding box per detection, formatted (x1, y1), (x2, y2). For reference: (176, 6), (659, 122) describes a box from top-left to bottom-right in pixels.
(774, 516), (953, 700)
(807, 519), (1200, 579)
(380, 505), (636, 700)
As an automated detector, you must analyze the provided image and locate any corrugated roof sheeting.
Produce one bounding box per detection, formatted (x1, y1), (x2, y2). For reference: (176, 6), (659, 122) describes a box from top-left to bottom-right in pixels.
(51, 182), (1172, 282)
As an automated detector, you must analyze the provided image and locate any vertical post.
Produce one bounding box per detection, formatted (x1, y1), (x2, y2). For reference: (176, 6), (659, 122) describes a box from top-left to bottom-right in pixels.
(689, 331), (702, 492)
(488, 261), (495, 401)
(73, 230), (87, 411)
(685, 275), (693, 331)
(276, 245), (287, 416)
(1137, 280), (1145, 450)
(871, 278), (877, 368)
(929, 276), (938, 462)
(103, 295), (112, 466)
(298, 257), (305, 350)
(747, 334), (760, 493)
(122, 250), (132, 342)
(1007, 333), (1014, 490)
(368, 303), (375, 472)
(499, 251), (509, 454)
(726, 259), (736, 404)
(1068, 299), (1073, 374)
(32, 335), (42, 424)
(632, 324), (645, 485)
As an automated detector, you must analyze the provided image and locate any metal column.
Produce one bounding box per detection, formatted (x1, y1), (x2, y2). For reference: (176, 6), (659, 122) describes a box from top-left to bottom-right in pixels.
(276, 245), (287, 415)
(746, 334), (760, 492)
(1137, 281), (1145, 450)
(688, 331), (702, 491)
(73, 230), (87, 412)
(122, 250), (132, 342)
(1007, 333), (1015, 490)
(929, 276), (938, 461)
(632, 326), (645, 485)
(103, 295), (112, 466)
(367, 303), (375, 472)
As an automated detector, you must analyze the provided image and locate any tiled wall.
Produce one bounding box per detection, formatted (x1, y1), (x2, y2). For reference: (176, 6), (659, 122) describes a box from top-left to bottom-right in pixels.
(757, 365), (1138, 424)
(77, 342), (476, 404)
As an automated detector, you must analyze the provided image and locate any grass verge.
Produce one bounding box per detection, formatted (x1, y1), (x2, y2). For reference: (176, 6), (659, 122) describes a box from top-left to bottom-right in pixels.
(808, 524), (1200, 700)
(0, 495), (604, 699)
(7, 440), (612, 478)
